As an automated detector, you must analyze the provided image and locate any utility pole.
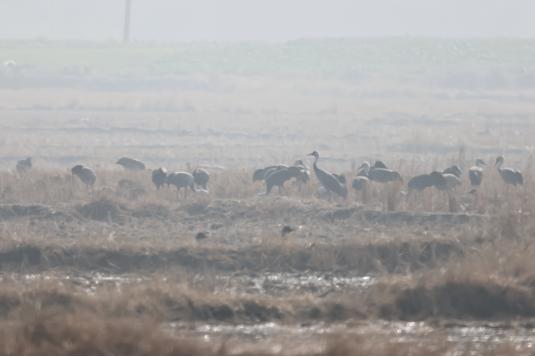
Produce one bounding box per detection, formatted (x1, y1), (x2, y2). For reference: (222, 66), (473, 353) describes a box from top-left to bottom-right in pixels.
(123, 0), (132, 43)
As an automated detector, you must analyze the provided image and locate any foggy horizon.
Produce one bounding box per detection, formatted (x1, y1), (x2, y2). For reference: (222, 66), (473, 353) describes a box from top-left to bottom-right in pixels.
(1, 0), (535, 42)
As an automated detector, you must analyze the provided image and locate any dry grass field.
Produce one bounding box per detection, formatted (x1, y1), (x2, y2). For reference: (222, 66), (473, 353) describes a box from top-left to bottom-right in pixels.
(1, 39), (535, 354)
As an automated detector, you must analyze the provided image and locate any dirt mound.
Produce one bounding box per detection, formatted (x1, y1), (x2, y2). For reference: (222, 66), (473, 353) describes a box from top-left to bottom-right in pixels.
(0, 204), (55, 220)
(380, 280), (535, 320)
(131, 203), (172, 219)
(76, 199), (126, 223)
(116, 179), (146, 200)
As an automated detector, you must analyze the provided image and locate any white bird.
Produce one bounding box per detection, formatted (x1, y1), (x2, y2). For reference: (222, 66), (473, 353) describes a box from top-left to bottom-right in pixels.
(495, 156), (523, 186)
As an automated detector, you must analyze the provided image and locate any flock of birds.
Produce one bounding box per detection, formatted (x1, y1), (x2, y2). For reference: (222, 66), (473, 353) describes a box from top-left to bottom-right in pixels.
(14, 150), (524, 203)
(15, 156), (210, 199)
(251, 151), (524, 201)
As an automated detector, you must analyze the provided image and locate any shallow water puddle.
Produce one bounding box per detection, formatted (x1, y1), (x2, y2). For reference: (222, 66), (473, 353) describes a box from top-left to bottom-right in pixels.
(198, 272), (375, 295)
(169, 320), (535, 354)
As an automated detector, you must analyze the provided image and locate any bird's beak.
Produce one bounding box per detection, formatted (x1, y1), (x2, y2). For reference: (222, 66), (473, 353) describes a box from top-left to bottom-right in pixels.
(357, 163), (366, 170)
(307, 152), (314, 156)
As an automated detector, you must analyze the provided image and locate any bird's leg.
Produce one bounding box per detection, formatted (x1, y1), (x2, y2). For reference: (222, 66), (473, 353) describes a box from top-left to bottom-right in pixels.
(281, 184), (289, 195)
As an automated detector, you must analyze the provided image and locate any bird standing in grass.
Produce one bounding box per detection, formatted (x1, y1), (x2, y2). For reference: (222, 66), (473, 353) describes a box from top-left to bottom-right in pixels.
(151, 167), (168, 190)
(195, 231), (209, 241)
(281, 225), (295, 237)
(358, 161), (402, 183)
(253, 165), (288, 182)
(116, 157), (146, 171)
(264, 166), (308, 195)
(307, 151), (347, 199)
(469, 159), (486, 187)
(16, 157), (32, 174)
(443, 165), (463, 178)
(166, 171), (196, 199)
(192, 168), (210, 190)
(495, 156), (523, 186)
(71, 164), (96, 191)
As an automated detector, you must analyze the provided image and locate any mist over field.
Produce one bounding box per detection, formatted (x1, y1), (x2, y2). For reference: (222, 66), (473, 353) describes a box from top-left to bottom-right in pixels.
(1, 1), (535, 355)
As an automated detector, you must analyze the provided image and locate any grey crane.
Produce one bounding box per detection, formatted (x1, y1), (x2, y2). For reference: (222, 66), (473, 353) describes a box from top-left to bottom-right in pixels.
(71, 164), (96, 189)
(443, 165), (463, 178)
(264, 166), (308, 195)
(167, 172), (196, 199)
(495, 156), (523, 186)
(307, 151), (347, 199)
(16, 157), (32, 174)
(372, 160), (388, 169)
(293, 160), (311, 184)
(407, 171), (446, 192)
(116, 157), (146, 171)
(468, 159), (486, 187)
(359, 161), (402, 183)
(352, 176), (369, 191)
(356, 161), (371, 177)
(151, 167), (168, 190)
(351, 176), (370, 203)
(438, 173), (462, 191)
(192, 168), (210, 190)
(252, 165), (288, 182)
(333, 173), (347, 184)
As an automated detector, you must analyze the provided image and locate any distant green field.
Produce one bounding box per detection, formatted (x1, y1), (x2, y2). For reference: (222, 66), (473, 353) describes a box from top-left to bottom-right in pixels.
(1, 38), (535, 88)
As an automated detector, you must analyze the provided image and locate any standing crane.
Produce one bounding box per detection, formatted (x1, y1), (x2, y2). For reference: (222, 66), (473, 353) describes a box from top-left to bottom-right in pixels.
(151, 167), (167, 190)
(495, 156), (523, 186)
(166, 172), (196, 200)
(71, 165), (97, 193)
(307, 151), (347, 199)
(116, 157), (146, 171)
(469, 159), (486, 187)
(192, 168), (210, 190)
(16, 157), (32, 174)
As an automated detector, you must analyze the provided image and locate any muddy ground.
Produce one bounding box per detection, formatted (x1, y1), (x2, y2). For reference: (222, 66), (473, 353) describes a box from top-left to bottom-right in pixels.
(0, 187), (533, 354)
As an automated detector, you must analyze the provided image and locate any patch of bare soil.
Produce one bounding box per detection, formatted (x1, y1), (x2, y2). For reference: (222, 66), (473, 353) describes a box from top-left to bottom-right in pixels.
(76, 198), (126, 223)
(131, 203), (172, 219)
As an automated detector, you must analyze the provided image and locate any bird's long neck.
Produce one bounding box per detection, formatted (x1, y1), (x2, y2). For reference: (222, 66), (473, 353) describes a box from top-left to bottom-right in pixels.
(312, 155), (320, 174)
(496, 160), (503, 172)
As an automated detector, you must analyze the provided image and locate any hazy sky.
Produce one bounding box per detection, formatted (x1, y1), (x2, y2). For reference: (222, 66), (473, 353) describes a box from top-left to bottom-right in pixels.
(1, 0), (534, 41)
